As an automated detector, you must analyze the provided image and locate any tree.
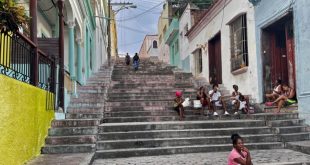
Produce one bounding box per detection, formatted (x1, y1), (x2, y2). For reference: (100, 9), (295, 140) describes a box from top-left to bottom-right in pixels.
(0, 0), (29, 33)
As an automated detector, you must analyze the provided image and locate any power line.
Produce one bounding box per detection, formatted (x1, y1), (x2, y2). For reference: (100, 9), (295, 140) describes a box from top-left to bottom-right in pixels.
(117, 24), (151, 34)
(119, 39), (144, 46)
(115, 1), (164, 22)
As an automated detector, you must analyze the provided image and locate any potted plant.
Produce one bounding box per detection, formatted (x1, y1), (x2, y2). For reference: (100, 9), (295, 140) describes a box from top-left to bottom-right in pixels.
(0, 0), (29, 33)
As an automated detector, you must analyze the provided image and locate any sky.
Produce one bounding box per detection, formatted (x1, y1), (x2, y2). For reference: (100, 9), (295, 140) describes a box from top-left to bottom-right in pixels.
(112, 0), (164, 56)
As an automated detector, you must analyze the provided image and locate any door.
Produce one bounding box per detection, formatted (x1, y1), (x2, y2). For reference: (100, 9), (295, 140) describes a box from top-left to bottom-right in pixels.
(270, 31), (288, 85)
(208, 33), (222, 84)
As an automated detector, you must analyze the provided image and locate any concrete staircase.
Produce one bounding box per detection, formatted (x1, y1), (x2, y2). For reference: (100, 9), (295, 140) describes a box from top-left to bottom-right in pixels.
(41, 65), (113, 154)
(94, 58), (310, 159)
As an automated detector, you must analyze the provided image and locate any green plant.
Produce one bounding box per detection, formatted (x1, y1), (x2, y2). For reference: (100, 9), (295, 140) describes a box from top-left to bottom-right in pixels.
(0, 0), (29, 32)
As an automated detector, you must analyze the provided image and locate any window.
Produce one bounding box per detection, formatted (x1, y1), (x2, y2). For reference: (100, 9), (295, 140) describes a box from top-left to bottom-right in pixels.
(230, 14), (248, 72)
(194, 49), (202, 75)
(153, 40), (158, 48)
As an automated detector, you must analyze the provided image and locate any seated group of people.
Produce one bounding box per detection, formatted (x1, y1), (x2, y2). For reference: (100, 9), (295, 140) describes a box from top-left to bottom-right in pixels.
(265, 79), (297, 113)
(174, 84), (250, 120)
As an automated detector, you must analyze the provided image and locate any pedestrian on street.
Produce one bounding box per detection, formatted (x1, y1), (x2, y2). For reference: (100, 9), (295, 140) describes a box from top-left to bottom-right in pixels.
(125, 53), (130, 65)
(133, 53), (140, 71)
(228, 134), (253, 165)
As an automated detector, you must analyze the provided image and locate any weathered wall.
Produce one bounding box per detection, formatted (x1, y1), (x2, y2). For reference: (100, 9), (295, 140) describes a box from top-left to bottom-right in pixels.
(254, 0), (310, 123)
(188, 0), (259, 100)
(0, 75), (54, 165)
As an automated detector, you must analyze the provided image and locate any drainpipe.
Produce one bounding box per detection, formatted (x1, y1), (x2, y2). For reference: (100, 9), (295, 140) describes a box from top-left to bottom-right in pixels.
(30, 0), (38, 86)
(58, 0), (65, 110)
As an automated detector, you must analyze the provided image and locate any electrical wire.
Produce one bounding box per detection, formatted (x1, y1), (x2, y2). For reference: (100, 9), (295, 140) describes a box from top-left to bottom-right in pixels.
(115, 1), (164, 22)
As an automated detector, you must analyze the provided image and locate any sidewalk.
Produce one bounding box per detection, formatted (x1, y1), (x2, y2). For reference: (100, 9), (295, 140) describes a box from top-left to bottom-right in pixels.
(93, 149), (310, 165)
(27, 153), (94, 165)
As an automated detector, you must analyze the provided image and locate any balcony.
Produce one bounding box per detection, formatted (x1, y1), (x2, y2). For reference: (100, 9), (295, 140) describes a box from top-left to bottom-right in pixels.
(164, 18), (179, 44)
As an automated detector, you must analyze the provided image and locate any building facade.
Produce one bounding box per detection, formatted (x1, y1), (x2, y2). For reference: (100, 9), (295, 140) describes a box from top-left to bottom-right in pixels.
(157, 2), (171, 64)
(179, 3), (207, 73)
(186, 0), (259, 101)
(250, 0), (310, 122)
(139, 35), (159, 59)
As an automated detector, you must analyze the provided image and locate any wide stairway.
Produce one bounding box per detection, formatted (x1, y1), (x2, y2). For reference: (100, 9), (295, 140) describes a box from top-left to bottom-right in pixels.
(94, 58), (310, 159)
(42, 65), (113, 154)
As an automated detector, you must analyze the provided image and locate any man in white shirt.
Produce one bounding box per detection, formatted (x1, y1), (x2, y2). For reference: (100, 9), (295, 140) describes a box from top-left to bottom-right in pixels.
(209, 84), (229, 116)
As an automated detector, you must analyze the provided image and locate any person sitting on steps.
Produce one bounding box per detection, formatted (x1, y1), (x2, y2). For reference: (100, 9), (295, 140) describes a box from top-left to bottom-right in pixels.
(272, 83), (296, 113)
(125, 53), (130, 65)
(174, 91), (185, 120)
(196, 86), (211, 115)
(266, 79), (283, 102)
(209, 84), (229, 116)
(133, 53), (140, 71)
(231, 85), (250, 115)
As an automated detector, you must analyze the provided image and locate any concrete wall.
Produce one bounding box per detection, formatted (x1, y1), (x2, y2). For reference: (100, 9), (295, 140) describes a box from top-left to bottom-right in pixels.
(0, 75), (54, 164)
(187, 0), (259, 100)
(254, 0), (310, 122)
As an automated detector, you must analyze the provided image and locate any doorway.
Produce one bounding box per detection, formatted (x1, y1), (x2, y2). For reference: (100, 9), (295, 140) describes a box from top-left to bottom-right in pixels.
(208, 33), (222, 84)
(261, 13), (296, 94)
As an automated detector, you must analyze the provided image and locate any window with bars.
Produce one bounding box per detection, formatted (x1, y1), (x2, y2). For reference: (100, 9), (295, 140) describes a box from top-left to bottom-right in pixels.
(194, 49), (202, 76)
(230, 14), (248, 72)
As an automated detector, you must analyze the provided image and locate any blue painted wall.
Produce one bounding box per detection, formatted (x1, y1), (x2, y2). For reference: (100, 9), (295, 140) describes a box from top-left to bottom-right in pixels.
(253, 0), (310, 123)
(182, 56), (191, 72)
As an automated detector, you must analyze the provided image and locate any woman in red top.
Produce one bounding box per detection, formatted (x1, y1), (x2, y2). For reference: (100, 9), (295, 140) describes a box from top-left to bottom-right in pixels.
(196, 86), (211, 115)
(228, 134), (252, 165)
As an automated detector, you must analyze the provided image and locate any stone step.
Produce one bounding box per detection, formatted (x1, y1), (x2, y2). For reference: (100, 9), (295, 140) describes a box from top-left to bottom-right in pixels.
(48, 126), (98, 136)
(274, 126), (309, 134)
(108, 91), (196, 97)
(264, 105), (298, 113)
(286, 141), (310, 155)
(45, 135), (97, 145)
(104, 115), (207, 123)
(98, 127), (272, 140)
(70, 98), (105, 104)
(42, 144), (96, 154)
(104, 111), (298, 120)
(51, 119), (101, 127)
(66, 113), (103, 119)
(67, 107), (103, 113)
(68, 103), (104, 108)
(95, 142), (283, 159)
(267, 119), (305, 127)
(99, 120), (266, 132)
(105, 101), (171, 106)
(97, 134), (278, 150)
(280, 132), (310, 142)
(75, 93), (105, 99)
(108, 88), (196, 93)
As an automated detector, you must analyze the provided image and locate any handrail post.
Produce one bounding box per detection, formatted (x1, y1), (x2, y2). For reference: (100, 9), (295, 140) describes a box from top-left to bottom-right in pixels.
(30, 0), (38, 86)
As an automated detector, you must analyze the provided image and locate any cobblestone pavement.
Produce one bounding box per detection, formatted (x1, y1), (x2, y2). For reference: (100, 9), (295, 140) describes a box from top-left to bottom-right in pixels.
(27, 153), (93, 165)
(93, 149), (310, 165)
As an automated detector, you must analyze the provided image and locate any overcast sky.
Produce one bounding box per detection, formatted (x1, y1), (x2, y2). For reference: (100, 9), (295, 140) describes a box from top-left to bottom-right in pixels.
(112, 0), (164, 56)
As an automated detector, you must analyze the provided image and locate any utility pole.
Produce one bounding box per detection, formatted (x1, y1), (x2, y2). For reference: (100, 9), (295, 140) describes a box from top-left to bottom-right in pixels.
(107, 1), (135, 66)
(107, 0), (111, 66)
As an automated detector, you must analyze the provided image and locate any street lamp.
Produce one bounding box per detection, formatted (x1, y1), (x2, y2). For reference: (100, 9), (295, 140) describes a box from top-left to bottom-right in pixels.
(114, 5), (137, 14)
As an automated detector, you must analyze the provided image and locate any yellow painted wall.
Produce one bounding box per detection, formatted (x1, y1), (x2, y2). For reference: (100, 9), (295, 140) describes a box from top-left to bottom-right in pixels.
(0, 74), (54, 165)
(110, 10), (118, 57)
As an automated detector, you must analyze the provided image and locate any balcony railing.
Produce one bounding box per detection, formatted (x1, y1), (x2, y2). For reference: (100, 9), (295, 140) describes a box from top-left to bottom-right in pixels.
(0, 31), (56, 110)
